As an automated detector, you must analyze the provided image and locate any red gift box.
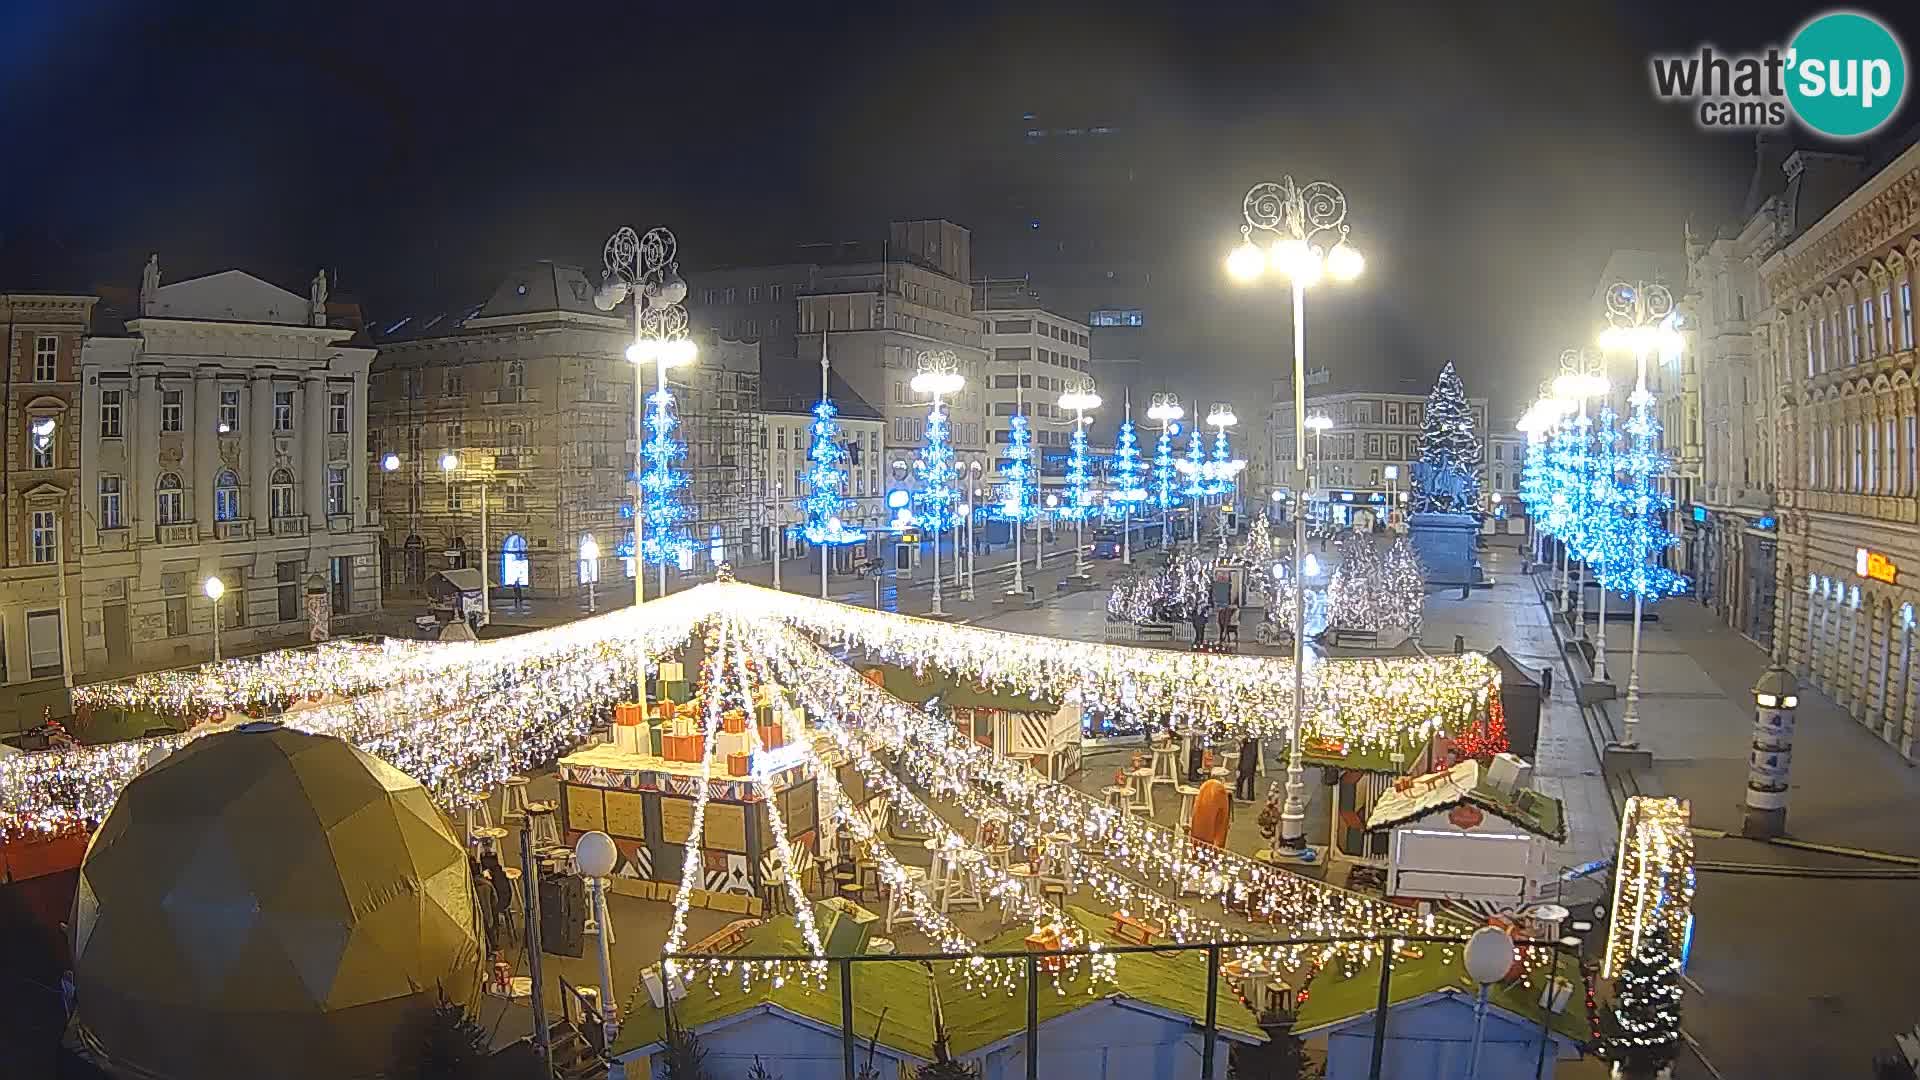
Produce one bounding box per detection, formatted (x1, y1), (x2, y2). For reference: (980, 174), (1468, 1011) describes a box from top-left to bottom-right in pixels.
(757, 722), (785, 749)
(615, 702), (645, 727)
(1024, 926), (1065, 973)
(727, 751), (750, 777)
(651, 700), (675, 722)
(723, 711), (747, 735)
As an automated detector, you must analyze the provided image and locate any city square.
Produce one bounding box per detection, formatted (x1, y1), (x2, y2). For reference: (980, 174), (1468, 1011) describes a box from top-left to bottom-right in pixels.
(2, 5), (1919, 1080)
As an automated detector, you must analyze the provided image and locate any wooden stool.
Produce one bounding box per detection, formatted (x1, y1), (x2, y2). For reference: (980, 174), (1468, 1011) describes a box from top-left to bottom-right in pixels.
(1102, 785), (1131, 813)
(500, 776), (533, 824)
(985, 844), (1012, 874)
(526, 801), (562, 849)
(1127, 768), (1155, 816)
(1176, 784), (1202, 829)
(886, 866), (928, 932)
(943, 852), (983, 913)
(1040, 832), (1078, 895)
(462, 793), (494, 845)
(1040, 880), (1069, 909)
(1149, 742), (1182, 795)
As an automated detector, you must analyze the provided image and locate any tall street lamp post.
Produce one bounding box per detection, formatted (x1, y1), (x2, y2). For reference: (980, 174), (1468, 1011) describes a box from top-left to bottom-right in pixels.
(204, 576), (226, 663)
(580, 536), (600, 613)
(1229, 175), (1364, 856)
(597, 225), (697, 694)
(1147, 394), (1183, 546)
(1553, 356), (1608, 650)
(1305, 413), (1333, 526)
(440, 452), (490, 621)
(1598, 281), (1682, 748)
(1058, 382), (1102, 580)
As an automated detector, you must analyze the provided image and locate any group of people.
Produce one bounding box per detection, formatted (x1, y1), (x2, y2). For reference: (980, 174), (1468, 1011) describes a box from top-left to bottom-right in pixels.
(1187, 601), (1241, 648)
(470, 848), (515, 954)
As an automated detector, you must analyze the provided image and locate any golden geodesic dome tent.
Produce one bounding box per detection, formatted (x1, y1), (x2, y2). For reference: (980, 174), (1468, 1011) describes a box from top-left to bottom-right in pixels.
(74, 722), (482, 1080)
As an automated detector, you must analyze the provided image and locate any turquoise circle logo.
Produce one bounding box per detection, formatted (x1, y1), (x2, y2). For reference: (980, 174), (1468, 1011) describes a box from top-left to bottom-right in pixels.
(1786, 11), (1907, 138)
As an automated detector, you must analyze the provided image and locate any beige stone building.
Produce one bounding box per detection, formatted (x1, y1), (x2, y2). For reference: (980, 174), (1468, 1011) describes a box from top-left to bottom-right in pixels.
(368, 263), (764, 600)
(0, 291), (96, 721)
(1762, 140), (1920, 760)
(1265, 376), (1488, 525)
(78, 264), (381, 675)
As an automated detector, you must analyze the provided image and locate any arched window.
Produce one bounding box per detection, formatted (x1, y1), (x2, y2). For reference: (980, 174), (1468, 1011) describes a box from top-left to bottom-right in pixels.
(213, 469), (240, 522)
(505, 360), (526, 389)
(156, 473), (184, 525)
(578, 532), (599, 584)
(500, 532), (530, 588)
(270, 468), (297, 520)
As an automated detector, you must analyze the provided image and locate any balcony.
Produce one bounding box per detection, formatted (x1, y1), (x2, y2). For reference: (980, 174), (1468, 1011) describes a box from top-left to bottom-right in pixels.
(214, 519), (254, 542)
(271, 514), (309, 538)
(327, 513), (353, 533)
(97, 528), (130, 553)
(157, 524), (196, 547)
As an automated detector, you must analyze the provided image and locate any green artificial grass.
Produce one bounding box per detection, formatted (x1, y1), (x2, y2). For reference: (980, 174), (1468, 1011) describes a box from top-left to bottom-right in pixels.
(1294, 946), (1589, 1044)
(614, 907), (1266, 1059)
(858, 663), (1060, 715)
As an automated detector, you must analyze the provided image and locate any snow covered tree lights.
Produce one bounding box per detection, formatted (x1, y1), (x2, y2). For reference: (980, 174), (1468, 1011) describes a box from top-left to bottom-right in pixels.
(640, 385), (693, 570)
(798, 398), (866, 549)
(1409, 361), (1483, 513)
(1602, 930), (1683, 1078)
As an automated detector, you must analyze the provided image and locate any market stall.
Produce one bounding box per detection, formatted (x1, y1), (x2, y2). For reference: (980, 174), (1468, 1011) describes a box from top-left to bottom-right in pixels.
(860, 664), (1082, 780)
(1303, 732), (1440, 876)
(1364, 755), (1565, 908)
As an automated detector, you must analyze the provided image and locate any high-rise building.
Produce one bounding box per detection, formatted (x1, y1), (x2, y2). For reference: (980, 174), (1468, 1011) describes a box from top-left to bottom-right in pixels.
(976, 278), (1092, 507)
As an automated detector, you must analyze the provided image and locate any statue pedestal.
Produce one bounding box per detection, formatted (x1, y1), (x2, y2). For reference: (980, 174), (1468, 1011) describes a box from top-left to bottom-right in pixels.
(1407, 512), (1484, 587)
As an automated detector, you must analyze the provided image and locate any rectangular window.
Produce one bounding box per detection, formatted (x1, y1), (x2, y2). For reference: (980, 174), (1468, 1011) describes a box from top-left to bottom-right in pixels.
(1847, 304), (1860, 363)
(27, 609), (62, 678)
(100, 390), (123, 438)
(33, 335), (57, 382)
(29, 510), (55, 564)
(326, 467), (347, 516)
(329, 390), (349, 434)
(769, 284), (785, 302)
(1088, 309), (1144, 327)
(1869, 422), (1879, 491)
(1864, 298), (1877, 356)
(274, 390), (294, 431)
(164, 597), (187, 637)
(1903, 283), (1915, 351)
(29, 422), (54, 469)
(277, 560), (302, 622)
(219, 389), (240, 432)
(1806, 321), (1817, 377)
(1853, 422), (1864, 490)
(1885, 418), (1897, 495)
(330, 556), (352, 615)
(161, 389), (183, 432)
(99, 476), (122, 529)
(1883, 288), (1896, 353)
(158, 483), (184, 525)
(747, 285), (761, 303)
(447, 484), (463, 511)
(1908, 416), (1917, 494)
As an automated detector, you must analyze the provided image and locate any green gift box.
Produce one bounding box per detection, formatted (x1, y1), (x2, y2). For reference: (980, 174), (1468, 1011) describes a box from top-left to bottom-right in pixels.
(661, 680), (689, 703)
(646, 720), (664, 757)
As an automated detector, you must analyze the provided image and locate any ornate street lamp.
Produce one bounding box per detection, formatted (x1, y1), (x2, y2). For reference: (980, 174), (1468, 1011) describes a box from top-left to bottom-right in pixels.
(910, 350), (965, 617)
(1228, 175), (1363, 858)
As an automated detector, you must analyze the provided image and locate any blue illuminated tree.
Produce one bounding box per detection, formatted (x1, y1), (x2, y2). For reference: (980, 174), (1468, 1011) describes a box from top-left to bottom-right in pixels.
(1518, 434), (1551, 528)
(912, 401), (959, 534)
(1611, 388), (1689, 600)
(997, 412), (1036, 523)
(1060, 415), (1094, 522)
(1580, 404), (1627, 578)
(640, 387), (692, 566)
(798, 398), (866, 546)
(1107, 416), (1149, 516)
(1181, 429), (1209, 500)
(1151, 424), (1178, 513)
(1207, 425), (1236, 497)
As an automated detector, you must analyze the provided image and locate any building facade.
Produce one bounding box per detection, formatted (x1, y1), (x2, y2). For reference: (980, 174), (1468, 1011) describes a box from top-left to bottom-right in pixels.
(978, 293), (1092, 505)
(78, 264), (380, 674)
(1761, 140), (1920, 761)
(0, 291), (96, 715)
(368, 262), (764, 600)
(1267, 378), (1488, 523)
(793, 221), (991, 524)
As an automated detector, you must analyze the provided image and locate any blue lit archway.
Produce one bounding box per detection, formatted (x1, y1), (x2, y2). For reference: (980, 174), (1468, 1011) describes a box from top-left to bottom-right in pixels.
(500, 533), (529, 587)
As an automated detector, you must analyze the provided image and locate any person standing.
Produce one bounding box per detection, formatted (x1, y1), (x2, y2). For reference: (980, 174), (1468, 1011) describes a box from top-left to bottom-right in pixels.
(1235, 736), (1259, 801)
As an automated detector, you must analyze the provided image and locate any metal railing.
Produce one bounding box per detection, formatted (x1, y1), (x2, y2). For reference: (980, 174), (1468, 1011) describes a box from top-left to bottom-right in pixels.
(666, 931), (1576, 1080)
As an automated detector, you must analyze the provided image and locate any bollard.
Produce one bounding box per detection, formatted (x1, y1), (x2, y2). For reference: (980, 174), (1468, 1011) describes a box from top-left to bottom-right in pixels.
(1743, 665), (1799, 838)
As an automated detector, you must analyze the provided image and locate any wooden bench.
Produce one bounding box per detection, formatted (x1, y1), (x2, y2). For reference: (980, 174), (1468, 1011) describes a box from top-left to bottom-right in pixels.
(685, 918), (759, 957)
(1108, 912), (1164, 946)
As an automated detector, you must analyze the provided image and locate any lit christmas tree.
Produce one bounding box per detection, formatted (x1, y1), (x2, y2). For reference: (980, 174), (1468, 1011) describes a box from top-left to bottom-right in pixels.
(912, 400), (958, 535)
(1180, 429), (1209, 499)
(1616, 387), (1690, 600)
(1602, 929), (1683, 1078)
(798, 398), (866, 546)
(1107, 415), (1149, 515)
(1326, 534), (1424, 635)
(1151, 424), (1178, 513)
(1382, 535), (1427, 635)
(1244, 512), (1273, 564)
(1060, 414), (1093, 522)
(640, 387), (692, 566)
(1409, 361), (1484, 513)
(1454, 691), (1510, 764)
(1207, 424), (1236, 496)
(997, 412), (1036, 524)
(1582, 403), (1628, 588)
(1518, 431), (1551, 532)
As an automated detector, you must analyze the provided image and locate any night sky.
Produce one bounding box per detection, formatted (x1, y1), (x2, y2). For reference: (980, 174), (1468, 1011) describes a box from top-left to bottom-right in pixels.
(4, 1), (1915, 418)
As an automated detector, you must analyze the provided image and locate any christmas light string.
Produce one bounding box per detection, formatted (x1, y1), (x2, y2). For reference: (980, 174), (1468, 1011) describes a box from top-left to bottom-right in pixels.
(662, 622), (729, 968)
(1603, 796), (1695, 981)
(71, 639), (440, 721)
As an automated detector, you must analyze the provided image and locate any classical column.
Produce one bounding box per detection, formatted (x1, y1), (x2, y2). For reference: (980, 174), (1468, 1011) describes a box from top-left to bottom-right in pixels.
(251, 369), (274, 530)
(302, 374), (327, 524)
(136, 366), (161, 533)
(194, 367), (218, 535)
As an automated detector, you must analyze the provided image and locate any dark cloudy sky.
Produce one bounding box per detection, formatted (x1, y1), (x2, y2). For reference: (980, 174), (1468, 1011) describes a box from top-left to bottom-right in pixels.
(3, 1), (1915, 417)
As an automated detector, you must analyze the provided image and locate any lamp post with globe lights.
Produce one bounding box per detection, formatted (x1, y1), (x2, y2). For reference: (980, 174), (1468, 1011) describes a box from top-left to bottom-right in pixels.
(573, 830), (621, 1047)
(439, 452), (490, 624)
(596, 226), (697, 698)
(204, 576), (226, 662)
(1203, 402), (1245, 532)
(1228, 175), (1364, 858)
(910, 350), (964, 618)
(1057, 381), (1102, 579)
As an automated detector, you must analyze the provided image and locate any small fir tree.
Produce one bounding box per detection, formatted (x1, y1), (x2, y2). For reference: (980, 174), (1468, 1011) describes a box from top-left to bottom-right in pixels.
(997, 412), (1036, 525)
(1061, 414), (1093, 522)
(641, 387), (693, 567)
(1615, 387), (1690, 602)
(1602, 930), (1683, 1078)
(1410, 361), (1484, 512)
(1152, 424), (1179, 513)
(1107, 416), (1149, 517)
(415, 992), (491, 1080)
(799, 397), (866, 546)
(912, 400), (958, 535)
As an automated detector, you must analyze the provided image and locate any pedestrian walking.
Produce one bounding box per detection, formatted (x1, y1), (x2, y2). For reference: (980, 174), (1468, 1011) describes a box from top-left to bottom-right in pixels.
(1235, 736), (1259, 801)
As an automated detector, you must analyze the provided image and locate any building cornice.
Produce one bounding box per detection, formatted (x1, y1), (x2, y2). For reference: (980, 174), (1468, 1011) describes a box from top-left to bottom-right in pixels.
(1762, 141), (1920, 300)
